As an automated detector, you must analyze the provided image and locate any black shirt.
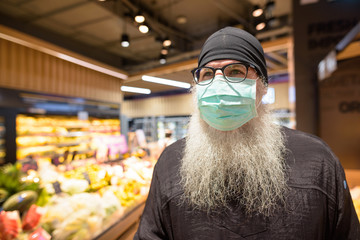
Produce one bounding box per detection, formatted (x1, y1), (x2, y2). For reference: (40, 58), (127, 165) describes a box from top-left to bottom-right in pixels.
(134, 127), (360, 239)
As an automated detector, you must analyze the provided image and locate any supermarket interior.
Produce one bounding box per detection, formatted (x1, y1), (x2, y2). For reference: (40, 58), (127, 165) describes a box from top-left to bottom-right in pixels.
(0, 0), (359, 239)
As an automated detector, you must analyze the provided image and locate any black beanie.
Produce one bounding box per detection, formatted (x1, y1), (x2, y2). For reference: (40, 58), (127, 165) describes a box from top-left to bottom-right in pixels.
(198, 27), (268, 83)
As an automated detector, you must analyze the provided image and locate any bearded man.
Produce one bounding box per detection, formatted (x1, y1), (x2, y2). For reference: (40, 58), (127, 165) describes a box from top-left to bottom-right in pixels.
(134, 27), (359, 240)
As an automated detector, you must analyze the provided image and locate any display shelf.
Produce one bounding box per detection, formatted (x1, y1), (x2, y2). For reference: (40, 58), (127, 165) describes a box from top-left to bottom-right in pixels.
(16, 114), (122, 162)
(94, 198), (146, 240)
(345, 169), (360, 189)
(0, 117), (5, 165)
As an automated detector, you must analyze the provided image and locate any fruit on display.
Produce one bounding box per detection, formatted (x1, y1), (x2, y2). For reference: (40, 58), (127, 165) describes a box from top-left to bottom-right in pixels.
(63, 163), (110, 192)
(0, 155), (154, 240)
(0, 114), (157, 239)
(21, 204), (44, 231)
(0, 210), (21, 240)
(0, 164), (41, 212)
(350, 186), (360, 220)
(16, 115), (123, 163)
(39, 192), (121, 240)
(2, 190), (38, 213)
(0, 188), (9, 204)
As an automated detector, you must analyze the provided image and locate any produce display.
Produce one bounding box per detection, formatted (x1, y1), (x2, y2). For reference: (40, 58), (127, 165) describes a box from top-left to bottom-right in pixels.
(350, 186), (360, 220)
(0, 156), (154, 240)
(16, 115), (123, 163)
(0, 114), (155, 240)
(0, 117), (5, 165)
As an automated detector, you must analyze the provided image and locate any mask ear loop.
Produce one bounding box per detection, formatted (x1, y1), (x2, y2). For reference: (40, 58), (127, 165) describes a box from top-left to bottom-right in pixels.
(255, 75), (268, 116)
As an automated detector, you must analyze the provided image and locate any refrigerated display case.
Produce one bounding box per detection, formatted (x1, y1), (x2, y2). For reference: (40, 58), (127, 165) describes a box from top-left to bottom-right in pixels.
(0, 117), (5, 165)
(16, 114), (123, 165)
(129, 115), (189, 143)
(0, 87), (153, 239)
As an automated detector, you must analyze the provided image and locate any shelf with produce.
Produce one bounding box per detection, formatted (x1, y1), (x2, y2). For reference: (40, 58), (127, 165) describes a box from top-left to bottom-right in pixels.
(17, 139), (92, 149)
(94, 198), (146, 240)
(17, 131), (92, 138)
(0, 155), (154, 240)
(346, 169), (360, 220)
(16, 114), (123, 164)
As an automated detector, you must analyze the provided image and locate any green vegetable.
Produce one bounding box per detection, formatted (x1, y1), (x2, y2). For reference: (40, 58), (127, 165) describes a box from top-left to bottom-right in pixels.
(0, 163), (41, 196)
(0, 188), (9, 204)
(2, 190), (38, 213)
(0, 164), (22, 194)
(36, 188), (51, 207)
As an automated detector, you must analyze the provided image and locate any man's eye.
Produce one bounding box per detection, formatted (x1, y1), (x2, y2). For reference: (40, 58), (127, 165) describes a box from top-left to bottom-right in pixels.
(201, 71), (214, 80)
(228, 69), (245, 77)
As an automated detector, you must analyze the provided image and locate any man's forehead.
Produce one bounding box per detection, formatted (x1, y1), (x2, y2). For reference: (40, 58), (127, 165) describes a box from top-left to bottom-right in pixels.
(205, 59), (240, 67)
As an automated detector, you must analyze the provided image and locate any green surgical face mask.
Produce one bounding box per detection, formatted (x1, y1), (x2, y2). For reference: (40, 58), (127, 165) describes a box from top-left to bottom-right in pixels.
(196, 75), (257, 131)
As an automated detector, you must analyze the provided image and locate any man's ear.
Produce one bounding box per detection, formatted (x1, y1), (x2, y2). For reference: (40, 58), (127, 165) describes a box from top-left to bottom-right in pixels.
(260, 81), (268, 98)
(262, 86), (268, 96)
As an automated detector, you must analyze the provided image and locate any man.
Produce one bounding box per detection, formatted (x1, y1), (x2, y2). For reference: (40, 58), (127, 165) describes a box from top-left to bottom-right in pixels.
(134, 27), (360, 239)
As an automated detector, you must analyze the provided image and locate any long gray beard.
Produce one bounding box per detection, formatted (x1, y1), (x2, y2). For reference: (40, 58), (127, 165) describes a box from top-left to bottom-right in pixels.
(180, 103), (288, 216)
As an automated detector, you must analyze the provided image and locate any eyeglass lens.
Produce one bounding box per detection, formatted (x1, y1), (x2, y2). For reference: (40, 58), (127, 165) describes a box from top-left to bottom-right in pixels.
(194, 63), (256, 84)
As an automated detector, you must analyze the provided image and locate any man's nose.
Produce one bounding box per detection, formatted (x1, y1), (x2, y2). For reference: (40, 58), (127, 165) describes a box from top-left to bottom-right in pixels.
(214, 69), (223, 76)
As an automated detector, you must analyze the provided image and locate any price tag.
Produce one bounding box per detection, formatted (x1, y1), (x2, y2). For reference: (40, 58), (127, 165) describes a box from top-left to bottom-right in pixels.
(52, 181), (62, 194)
(83, 172), (91, 184)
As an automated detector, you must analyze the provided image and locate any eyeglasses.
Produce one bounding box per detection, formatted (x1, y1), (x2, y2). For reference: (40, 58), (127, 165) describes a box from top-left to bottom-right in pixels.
(191, 62), (259, 85)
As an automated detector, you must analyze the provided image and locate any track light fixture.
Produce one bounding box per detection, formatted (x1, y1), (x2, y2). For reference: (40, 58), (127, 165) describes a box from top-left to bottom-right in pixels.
(160, 47), (168, 55)
(121, 33), (130, 47)
(159, 54), (166, 64)
(256, 22), (266, 31)
(163, 38), (171, 47)
(252, 5), (263, 17)
(139, 24), (149, 33)
(135, 11), (145, 23)
(252, 0), (277, 31)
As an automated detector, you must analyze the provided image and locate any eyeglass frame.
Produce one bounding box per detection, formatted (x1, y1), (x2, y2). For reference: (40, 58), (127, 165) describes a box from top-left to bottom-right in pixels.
(191, 62), (263, 86)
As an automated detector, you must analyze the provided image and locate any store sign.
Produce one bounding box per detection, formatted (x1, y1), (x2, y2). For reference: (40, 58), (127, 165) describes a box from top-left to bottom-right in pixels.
(320, 69), (360, 114)
(339, 101), (360, 113)
(307, 18), (357, 50)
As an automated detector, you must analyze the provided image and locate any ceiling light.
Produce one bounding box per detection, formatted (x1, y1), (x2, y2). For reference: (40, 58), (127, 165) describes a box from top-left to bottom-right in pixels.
(142, 75), (191, 89)
(160, 47), (168, 55)
(256, 22), (266, 31)
(139, 24), (149, 33)
(121, 34), (130, 47)
(252, 5), (263, 17)
(163, 38), (171, 47)
(135, 12), (145, 23)
(121, 86), (151, 94)
(159, 54), (166, 64)
(176, 15), (187, 24)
